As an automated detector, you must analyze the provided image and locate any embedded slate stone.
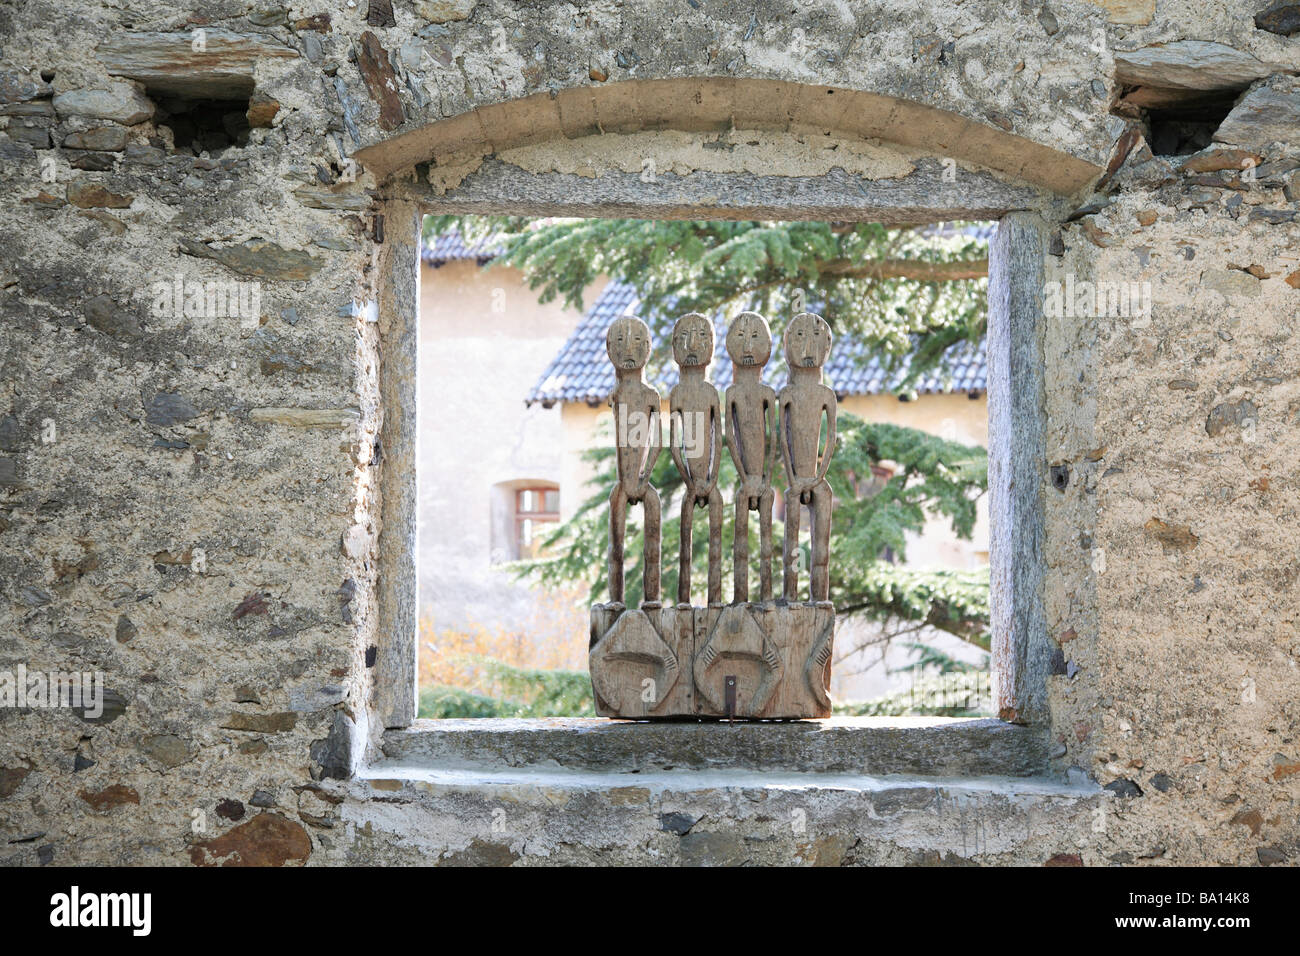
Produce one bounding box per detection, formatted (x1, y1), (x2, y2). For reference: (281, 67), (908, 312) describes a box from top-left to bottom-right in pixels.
(367, 0), (397, 27)
(63, 126), (128, 151)
(143, 391), (199, 426)
(66, 183), (133, 208)
(659, 812), (696, 835)
(356, 31), (405, 131)
(83, 294), (142, 338)
(1143, 517), (1199, 552)
(52, 83), (154, 125)
(221, 712), (298, 733)
(0, 764), (32, 799)
(215, 798), (245, 821)
(78, 784), (140, 810)
(188, 813), (312, 866)
(309, 709), (354, 780)
(1213, 77), (1300, 149)
(115, 614), (137, 643)
(1104, 778), (1143, 798)
(232, 591), (268, 619)
(97, 31), (299, 100)
(0, 414), (22, 451)
(138, 733), (191, 768)
(178, 238), (322, 280)
(1205, 397), (1258, 437)
(1113, 41), (1284, 91)
(440, 838), (520, 867)
(0, 457), (19, 487)
(1181, 148), (1262, 174)
(7, 125), (50, 149)
(1255, 1), (1300, 34)
(246, 93), (280, 128)
(69, 152), (115, 171)
(1202, 268), (1260, 299)
(1258, 846), (1287, 865)
(79, 689), (127, 723)
(0, 70), (52, 104)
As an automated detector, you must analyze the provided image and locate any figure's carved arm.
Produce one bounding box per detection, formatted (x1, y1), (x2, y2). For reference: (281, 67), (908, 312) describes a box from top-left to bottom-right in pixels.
(668, 400), (688, 487)
(642, 397), (663, 491)
(815, 396), (837, 484)
(707, 393), (723, 488)
(778, 395), (797, 491)
(611, 399), (628, 486)
(726, 397), (748, 485)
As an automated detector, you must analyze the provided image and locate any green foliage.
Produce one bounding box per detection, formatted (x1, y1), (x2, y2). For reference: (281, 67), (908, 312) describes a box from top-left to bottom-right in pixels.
(418, 657), (595, 718)
(419, 685), (508, 718)
(423, 215), (988, 390)
(514, 412), (991, 648)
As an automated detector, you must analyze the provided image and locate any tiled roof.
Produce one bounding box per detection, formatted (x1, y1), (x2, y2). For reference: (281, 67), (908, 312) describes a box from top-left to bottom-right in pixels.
(525, 279), (987, 407)
(420, 229), (505, 263)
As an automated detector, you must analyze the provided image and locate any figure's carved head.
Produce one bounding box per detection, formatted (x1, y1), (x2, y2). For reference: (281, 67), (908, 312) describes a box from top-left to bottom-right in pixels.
(606, 315), (651, 371)
(671, 312), (714, 369)
(783, 312), (832, 370)
(726, 312), (772, 368)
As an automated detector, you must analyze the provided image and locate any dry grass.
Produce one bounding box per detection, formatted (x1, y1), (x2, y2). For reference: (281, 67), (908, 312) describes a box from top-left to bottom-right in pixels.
(418, 586), (588, 696)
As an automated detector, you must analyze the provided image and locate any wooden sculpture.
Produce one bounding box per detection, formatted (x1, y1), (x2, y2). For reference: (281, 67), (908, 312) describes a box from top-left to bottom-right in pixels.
(590, 310), (837, 720)
(606, 315), (662, 607)
(779, 312), (837, 605)
(668, 312), (724, 608)
(724, 311), (777, 604)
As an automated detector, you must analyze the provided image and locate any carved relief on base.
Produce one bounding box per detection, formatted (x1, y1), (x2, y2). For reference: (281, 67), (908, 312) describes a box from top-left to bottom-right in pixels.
(589, 602), (834, 720)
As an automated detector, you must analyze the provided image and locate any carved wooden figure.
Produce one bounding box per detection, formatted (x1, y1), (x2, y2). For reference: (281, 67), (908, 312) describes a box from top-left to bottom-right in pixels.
(778, 312), (837, 605)
(724, 312), (777, 604)
(668, 312), (724, 607)
(606, 315), (663, 608)
(590, 310), (836, 720)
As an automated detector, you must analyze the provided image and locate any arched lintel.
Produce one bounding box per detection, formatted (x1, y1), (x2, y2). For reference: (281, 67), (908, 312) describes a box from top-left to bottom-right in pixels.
(356, 77), (1101, 195)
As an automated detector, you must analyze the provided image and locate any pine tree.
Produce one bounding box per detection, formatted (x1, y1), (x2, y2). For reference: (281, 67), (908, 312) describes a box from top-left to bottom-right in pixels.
(425, 215), (994, 659)
(423, 215), (989, 391)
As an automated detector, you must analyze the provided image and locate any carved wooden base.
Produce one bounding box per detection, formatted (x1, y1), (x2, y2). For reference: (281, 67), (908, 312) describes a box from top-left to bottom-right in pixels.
(589, 602), (834, 719)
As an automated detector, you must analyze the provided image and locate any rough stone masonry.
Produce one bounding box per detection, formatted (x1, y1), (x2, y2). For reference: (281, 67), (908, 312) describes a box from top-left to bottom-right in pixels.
(0, 0), (1298, 866)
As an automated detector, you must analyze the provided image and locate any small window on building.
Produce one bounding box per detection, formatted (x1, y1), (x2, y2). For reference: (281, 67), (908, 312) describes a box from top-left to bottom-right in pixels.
(515, 486), (560, 559)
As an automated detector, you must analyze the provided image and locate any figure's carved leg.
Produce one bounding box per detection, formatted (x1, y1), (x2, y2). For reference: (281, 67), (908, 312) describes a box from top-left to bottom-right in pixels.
(758, 487), (774, 603)
(732, 482), (749, 604)
(642, 487), (661, 606)
(782, 487), (801, 601)
(810, 478), (832, 603)
(608, 485), (627, 605)
(678, 491), (694, 606)
(706, 486), (723, 606)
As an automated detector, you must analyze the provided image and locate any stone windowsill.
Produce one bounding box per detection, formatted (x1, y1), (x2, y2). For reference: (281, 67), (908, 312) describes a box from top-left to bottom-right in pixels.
(370, 716), (1059, 783)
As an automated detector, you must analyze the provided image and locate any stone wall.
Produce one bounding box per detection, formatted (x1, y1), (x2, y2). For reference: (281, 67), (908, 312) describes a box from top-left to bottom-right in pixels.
(1, 0), (1297, 865)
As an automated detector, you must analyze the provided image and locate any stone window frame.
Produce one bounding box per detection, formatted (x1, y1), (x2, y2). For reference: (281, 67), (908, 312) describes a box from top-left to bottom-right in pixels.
(366, 179), (1055, 755)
